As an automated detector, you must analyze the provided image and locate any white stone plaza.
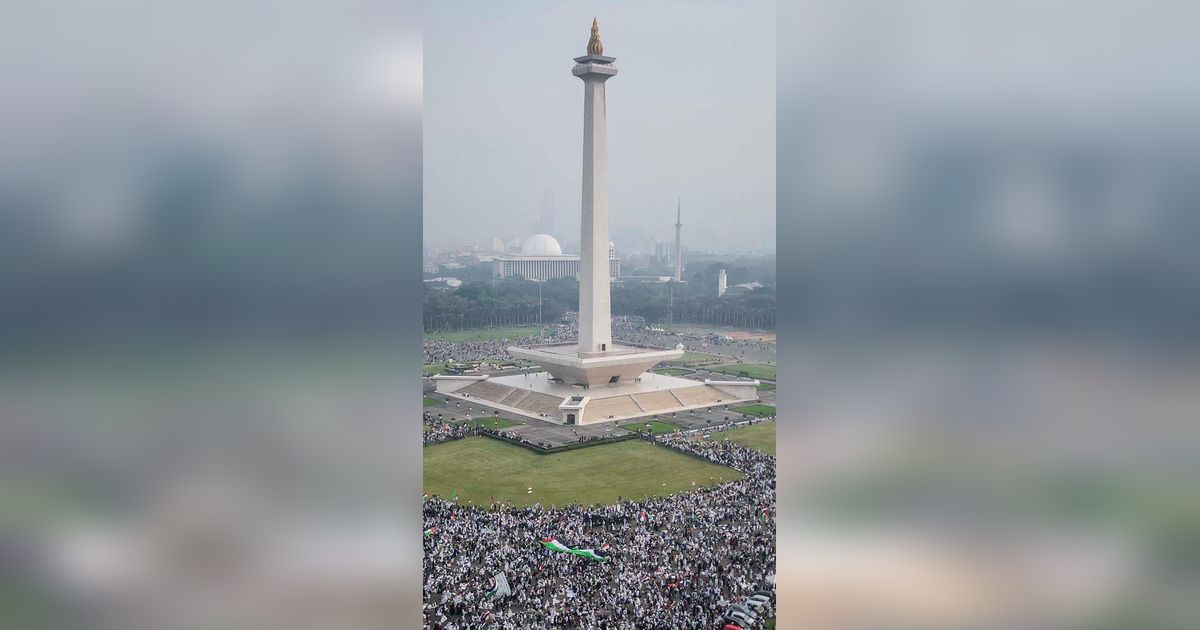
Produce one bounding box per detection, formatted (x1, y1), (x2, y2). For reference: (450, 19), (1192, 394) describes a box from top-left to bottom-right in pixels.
(433, 20), (758, 425)
(433, 371), (758, 425)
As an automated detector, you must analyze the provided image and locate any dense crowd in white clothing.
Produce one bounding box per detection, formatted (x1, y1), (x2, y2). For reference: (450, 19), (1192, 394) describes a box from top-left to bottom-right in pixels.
(422, 424), (776, 629)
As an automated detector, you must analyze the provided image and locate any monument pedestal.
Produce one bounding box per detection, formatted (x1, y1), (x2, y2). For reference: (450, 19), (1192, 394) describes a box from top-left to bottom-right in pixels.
(508, 343), (684, 388)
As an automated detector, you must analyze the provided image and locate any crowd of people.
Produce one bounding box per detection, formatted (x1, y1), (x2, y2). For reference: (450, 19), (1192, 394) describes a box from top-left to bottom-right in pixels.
(423, 328), (575, 366)
(613, 322), (775, 361)
(423, 315), (775, 369)
(422, 424), (776, 629)
(423, 413), (482, 445)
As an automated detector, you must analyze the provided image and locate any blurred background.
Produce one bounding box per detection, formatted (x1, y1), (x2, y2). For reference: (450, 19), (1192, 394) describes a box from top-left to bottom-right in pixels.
(2, 0), (1198, 628)
(777, 0), (1200, 627)
(0, 1), (423, 629)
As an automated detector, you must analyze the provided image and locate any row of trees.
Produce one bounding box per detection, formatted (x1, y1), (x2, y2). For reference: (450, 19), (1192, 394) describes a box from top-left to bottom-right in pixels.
(422, 263), (776, 331)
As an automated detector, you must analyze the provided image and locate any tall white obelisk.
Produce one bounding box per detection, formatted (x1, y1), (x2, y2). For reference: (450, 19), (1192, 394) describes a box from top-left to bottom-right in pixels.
(573, 18), (618, 356)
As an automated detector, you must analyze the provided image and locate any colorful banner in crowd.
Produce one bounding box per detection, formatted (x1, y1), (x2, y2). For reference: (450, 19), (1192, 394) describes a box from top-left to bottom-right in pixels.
(540, 537), (611, 562)
(486, 572), (511, 600)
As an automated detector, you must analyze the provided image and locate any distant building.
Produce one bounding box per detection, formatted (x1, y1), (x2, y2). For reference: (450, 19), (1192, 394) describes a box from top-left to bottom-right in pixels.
(424, 277), (462, 289)
(653, 241), (686, 267)
(718, 268), (727, 296)
(492, 234), (620, 281)
(491, 235), (524, 253)
(615, 275), (672, 284)
(423, 261), (440, 274)
(721, 280), (763, 296)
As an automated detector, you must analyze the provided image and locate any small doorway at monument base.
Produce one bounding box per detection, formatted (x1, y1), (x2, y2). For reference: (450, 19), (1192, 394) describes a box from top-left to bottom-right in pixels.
(608, 375), (619, 384)
(566, 413), (576, 425)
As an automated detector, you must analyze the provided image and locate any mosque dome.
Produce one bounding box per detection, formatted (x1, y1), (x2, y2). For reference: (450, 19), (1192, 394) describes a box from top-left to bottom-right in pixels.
(521, 234), (563, 256)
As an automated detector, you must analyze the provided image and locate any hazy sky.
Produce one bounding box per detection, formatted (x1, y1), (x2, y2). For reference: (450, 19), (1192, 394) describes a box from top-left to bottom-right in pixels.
(423, 0), (775, 254)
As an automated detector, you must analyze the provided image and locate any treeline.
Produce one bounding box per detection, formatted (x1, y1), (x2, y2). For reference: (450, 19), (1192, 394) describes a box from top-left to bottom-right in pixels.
(423, 277), (577, 331)
(423, 262), (776, 331)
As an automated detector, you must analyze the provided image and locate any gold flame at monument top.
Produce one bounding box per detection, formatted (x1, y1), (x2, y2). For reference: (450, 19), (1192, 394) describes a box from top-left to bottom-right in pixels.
(587, 18), (603, 56)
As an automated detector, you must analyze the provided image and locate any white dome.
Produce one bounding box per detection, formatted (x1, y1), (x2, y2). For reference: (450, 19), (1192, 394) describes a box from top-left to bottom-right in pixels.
(521, 234), (563, 256)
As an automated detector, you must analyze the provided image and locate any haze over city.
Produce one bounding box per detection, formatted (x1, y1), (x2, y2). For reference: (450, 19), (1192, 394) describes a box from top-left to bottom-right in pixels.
(423, 1), (776, 254)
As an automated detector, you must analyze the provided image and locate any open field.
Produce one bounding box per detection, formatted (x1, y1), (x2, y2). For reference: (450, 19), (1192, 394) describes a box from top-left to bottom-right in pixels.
(423, 396), (442, 407)
(756, 382), (776, 391)
(709, 422), (776, 455)
(620, 420), (681, 435)
(457, 417), (520, 429)
(733, 404), (776, 418)
(709, 363), (776, 381)
(651, 367), (691, 377)
(665, 351), (722, 366)
(671, 325), (777, 343)
(424, 327), (542, 343)
(423, 437), (742, 507)
(424, 363), (449, 376)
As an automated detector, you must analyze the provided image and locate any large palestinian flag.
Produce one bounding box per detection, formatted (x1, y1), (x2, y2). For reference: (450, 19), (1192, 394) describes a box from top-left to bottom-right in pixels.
(568, 548), (610, 562)
(540, 537), (571, 553)
(540, 537), (611, 563)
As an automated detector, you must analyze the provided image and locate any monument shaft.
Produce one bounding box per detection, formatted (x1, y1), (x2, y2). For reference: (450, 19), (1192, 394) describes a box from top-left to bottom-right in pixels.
(579, 73), (612, 355)
(499, 20), (685, 398)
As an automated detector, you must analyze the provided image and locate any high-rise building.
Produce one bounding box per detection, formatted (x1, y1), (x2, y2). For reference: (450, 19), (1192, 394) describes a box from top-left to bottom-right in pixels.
(674, 199), (684, 282)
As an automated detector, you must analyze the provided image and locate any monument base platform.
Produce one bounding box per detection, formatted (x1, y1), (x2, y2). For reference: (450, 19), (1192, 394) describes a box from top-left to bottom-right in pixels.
(507, 342), (684, 388)
(432, 371), (758, 426)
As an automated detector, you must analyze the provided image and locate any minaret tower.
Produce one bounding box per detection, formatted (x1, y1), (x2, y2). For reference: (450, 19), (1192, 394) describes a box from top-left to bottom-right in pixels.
(573, 18), (618, 356)
(674, 198), (683, 282)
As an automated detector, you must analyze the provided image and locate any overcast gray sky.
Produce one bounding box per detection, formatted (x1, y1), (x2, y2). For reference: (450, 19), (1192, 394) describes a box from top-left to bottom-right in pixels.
(423, 0), (775, 254)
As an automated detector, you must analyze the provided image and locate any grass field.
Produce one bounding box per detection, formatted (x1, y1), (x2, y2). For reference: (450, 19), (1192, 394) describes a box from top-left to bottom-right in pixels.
(423, 396), (442, 407)
(620, 420), (681, 435)
(666, 351), (721, 365)
(709, 422), (776, 455)
(733, 404), (776, 418)
(424, 327), (542, 343)
(423, 437), (742, 507)
(709, 363), (776, 381)
(651, 367), (691, 377)
(457, 417), (520, 429)
(423, 363), (449, 376)
(756, 382), (776, 391)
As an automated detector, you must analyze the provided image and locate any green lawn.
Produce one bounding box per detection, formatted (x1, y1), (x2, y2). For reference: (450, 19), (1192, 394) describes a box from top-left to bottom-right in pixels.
(423, 363), (449, 376)
(709, 363), (776, 381)
(756, 382), (776, 391)
(620, 420), (681, 435)
(733, 404), (776, 418)
(651, 367), (691, 377)
(710, 422), (776, 456)
(457, 417), (520, 429)
(423, 437), (742, 507)
(666, 351), (720, 365)
(424, 327), (542, 343)
(423, 396), (442, 407)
